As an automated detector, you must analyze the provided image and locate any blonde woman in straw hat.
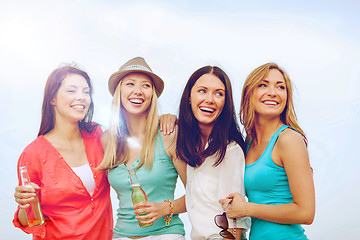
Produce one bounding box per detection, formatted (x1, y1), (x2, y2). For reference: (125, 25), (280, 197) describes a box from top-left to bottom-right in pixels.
(98, 57), (186, 240)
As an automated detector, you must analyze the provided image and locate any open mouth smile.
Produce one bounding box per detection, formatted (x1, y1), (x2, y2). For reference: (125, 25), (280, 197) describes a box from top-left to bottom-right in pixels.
(129, 98), (144, 105)
(71, 104), (85, 110)
(262, 100), (278, 106)
(199, 106), (215, 113)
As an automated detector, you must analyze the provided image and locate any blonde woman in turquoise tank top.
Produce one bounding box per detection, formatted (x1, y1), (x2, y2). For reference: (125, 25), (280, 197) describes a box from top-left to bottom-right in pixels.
(98, 57), (186, 239)
(220, 63), (315, 239)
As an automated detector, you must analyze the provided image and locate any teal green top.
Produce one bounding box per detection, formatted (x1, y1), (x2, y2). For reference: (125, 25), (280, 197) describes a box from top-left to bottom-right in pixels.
(108, 131), (185, 237)
(244, 125), (308, 240)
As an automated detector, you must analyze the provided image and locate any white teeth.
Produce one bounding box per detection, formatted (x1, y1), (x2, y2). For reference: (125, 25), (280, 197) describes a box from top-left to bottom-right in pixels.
(200, 107), (215, 113)
(263, 101), (277, 105)
(130, 99), (143, 104)
(72, 105), (85, 109)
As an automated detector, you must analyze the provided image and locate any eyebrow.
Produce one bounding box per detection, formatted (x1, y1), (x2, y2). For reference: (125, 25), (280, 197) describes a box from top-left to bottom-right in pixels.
(67, 85), (90, 90)
(197, 85), (225, 91)
(261, 79), (285, 84)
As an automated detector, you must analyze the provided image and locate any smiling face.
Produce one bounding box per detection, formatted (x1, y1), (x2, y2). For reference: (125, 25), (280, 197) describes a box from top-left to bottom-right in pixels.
(253, 69), (287, 119)
(52, 74), (91, 123)
(120, 73), (153, 118)
(190, 73), (226, 131)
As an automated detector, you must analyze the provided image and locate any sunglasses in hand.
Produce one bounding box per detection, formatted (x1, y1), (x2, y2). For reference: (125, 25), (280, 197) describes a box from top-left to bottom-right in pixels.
(214, 199), (235, 239)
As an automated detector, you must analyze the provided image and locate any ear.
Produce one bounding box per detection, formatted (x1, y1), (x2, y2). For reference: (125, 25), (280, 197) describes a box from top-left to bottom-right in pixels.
(50, 98), (56, 106)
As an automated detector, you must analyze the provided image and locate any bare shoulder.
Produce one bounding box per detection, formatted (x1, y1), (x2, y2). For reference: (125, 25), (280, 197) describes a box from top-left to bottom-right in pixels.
(277, 128), (306, 149)
(275, 128), (308, 166)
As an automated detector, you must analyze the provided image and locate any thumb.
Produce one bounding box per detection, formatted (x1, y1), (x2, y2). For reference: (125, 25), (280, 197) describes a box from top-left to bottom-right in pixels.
(226, 192), (237, 199)
(30, 182), (40, 190)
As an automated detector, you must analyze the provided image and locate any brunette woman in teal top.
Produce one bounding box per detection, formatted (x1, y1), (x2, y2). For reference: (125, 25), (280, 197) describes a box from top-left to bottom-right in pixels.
(220, 63), (315, 239)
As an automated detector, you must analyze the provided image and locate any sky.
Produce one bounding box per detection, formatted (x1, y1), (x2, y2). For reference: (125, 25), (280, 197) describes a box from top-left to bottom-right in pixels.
(1, 0), (359, 239)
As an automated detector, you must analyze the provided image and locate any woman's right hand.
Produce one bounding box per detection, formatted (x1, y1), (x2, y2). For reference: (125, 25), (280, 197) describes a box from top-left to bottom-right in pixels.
(14, 183), (39, 208)
(159, 114), (177, 135)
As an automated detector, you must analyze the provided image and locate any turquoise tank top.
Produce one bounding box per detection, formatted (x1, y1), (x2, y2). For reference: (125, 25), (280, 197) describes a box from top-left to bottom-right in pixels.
(108, 131), (185, 237)
(244, 125), (308, 240)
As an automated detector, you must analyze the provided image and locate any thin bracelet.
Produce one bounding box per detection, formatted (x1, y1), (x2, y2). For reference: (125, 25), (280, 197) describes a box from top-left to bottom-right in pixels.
(164, 200), (174, 226)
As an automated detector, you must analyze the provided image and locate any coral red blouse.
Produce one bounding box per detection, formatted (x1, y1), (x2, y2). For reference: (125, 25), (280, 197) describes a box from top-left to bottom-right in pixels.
(13, 125), (113, 239)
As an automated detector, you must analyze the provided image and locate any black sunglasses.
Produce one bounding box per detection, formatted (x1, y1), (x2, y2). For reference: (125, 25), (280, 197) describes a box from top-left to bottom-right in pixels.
(214, 199), (235, 239)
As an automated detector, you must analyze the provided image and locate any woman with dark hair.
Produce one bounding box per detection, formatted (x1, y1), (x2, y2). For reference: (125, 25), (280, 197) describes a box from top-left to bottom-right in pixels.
(176, 66), (250, 240)
(13, 65), (113, 239)
(220, 63), (315, 239)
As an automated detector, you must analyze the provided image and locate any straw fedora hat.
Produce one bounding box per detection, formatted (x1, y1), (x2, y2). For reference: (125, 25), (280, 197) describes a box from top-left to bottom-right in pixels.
(108, 57), (164, 96)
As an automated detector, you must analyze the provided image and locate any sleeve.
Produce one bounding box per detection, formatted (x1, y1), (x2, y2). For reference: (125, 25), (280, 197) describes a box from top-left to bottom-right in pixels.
(13, 145), (46, 238)
(217, 142), (251, 230)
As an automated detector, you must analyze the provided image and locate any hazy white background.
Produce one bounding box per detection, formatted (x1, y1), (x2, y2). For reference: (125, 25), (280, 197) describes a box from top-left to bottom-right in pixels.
(1, 0), (359, 239)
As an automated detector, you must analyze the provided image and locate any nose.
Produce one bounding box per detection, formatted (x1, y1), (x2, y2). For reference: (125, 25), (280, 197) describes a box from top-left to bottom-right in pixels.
(133, 84), (143, 95)
(267, 86), (277, 96)
(76, 91), (86, 101)
(204, 93), (214, 103)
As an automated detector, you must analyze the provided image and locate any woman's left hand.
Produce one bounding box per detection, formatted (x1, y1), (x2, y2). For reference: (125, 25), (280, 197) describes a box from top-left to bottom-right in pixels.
(133, 201), (169, 224)
(219, 192), (247, 219)
(159, 114), (177, 135)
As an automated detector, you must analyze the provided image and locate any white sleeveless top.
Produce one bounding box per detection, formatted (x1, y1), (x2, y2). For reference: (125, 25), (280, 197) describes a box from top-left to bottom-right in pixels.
(71, 163), (96, 195)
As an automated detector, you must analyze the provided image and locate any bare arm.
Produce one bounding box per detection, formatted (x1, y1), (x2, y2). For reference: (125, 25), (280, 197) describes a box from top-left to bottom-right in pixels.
(224, 130), (315, 225)
(14, 183), (40, 227)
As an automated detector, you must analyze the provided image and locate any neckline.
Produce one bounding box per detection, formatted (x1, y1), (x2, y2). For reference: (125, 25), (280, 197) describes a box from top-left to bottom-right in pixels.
(39, 134), (91, 168)
(245, 125), (287, 167)
(122, 129), (162, 170)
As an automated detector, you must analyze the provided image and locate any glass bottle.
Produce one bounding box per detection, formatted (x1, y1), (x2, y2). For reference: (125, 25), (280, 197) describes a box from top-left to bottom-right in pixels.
(19, 166), (44, 227)
(129, 169), (153, 228)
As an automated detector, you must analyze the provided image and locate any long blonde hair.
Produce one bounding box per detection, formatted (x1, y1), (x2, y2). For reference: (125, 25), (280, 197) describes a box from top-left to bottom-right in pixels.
(98, 80), (159, 171)
(239, 62), (307, 145)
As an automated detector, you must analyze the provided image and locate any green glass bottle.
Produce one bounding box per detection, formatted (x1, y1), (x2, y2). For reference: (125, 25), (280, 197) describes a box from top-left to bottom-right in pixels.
(129, 169), (153, 228)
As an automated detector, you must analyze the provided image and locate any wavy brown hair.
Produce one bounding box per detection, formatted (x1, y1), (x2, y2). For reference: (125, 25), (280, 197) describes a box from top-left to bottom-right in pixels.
(38, 65), (95, 136)
(240, 62), (306, 145)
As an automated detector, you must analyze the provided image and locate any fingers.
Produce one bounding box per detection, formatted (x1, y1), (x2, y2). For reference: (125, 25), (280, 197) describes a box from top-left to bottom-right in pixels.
(14, 186), (37, 207)
(133, 201), (164, 224)
(219, 198), (228, 209)
(226, 192), (240, 199)
(159, 114), (177, 135)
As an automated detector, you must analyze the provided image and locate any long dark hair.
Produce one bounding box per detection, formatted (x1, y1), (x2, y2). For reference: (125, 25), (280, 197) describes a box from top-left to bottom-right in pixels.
(176, 66), (245, 167)
(38, 65), (96, 136)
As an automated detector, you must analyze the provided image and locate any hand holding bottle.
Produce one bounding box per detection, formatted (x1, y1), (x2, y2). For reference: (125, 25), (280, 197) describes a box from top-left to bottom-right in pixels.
(14, 183), (40, 209)
(133, 201), (170, 224)
(15, 166), (44, 227)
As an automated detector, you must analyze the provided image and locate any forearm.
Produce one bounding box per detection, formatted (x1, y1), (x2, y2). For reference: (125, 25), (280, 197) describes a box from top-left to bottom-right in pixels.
(172, 195), (186, 214)
(17, 208), (28, 227)
(246, 201), (314, 225)
(162, 195), (186, 215)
